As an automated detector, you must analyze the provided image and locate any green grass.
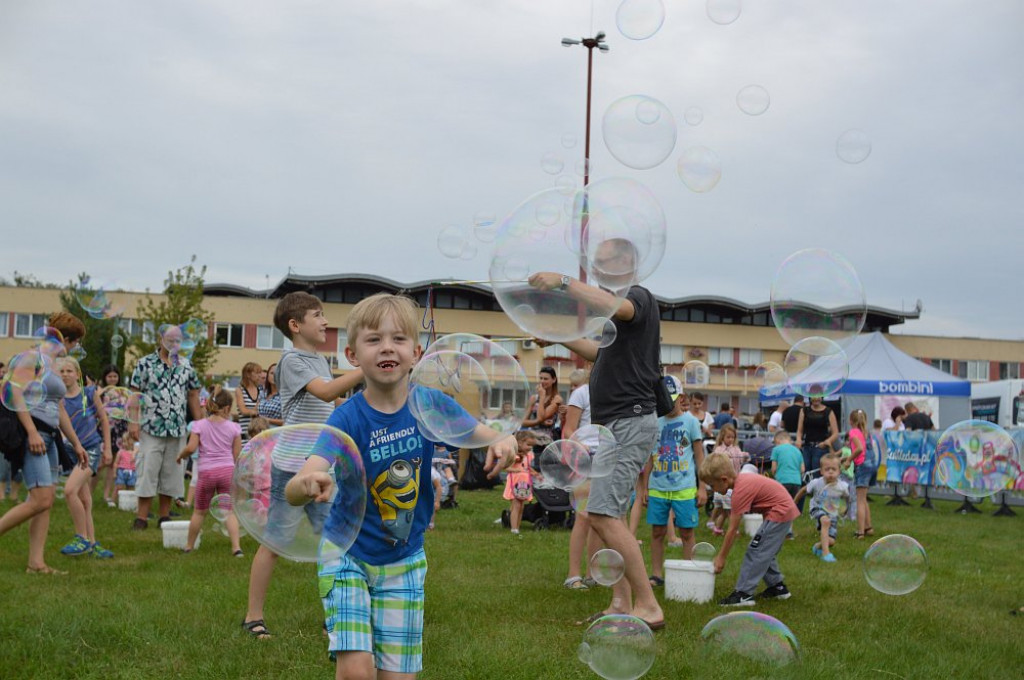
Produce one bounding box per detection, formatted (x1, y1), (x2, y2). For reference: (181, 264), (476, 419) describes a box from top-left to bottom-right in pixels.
(0, 486), (1021, 679)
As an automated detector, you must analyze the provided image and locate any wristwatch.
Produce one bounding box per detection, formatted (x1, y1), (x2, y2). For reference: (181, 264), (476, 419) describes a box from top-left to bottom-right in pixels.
(557, 275), (571, 291)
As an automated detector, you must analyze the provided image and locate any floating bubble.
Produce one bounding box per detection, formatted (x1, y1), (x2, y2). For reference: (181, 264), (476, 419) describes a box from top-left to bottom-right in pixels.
(411, 335), (531, 447)
(76, 276), (126, 319)
(683, 106), (704, 126)
(736, 84), (770, 116)
(33, 326), (66, 359)
(706, 0), (742, 25)
(578, 614), (656, 680)
(602, 95), (677, 170)
(110, 334), (124, 349)
(437, 224), (469, 259)
(561, 133), (578, 149)
(0, 351), (51, 411)
(677, 146), (722, 193)
(770, 248), (867, 347)
(818, 482), (848, 516)
(616, 0), (666, 41)
(231, 424), (366, 563)
(490, 188), (628, 343)
(210, 493), (232, 523)
(754, 361), (788, 398)
(458, 240), (478, 261)
(69, 346), (87, 361)
(683, 360), (710, 388)
(934, 420), (1021, 498)
(541, 151), (565, 175)
(863, 534), (928, 595)
(472, 211), (498, 243)
(701, 611), (799, 665)
(181, 318), (208, 343)
(836, 128), (872, 164)
(585, 317), (618, 349)
(692, 541), (716, 561)
(569, 424), (617, 479)
(783, 337), (849, 399)
(100, 386), (142, 423)
(590, 548), (626, 587)
(539, 439), (593, 490)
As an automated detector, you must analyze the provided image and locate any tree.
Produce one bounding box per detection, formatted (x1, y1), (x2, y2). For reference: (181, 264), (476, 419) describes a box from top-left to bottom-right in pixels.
(59, 272), (125, 381)
(1, 271), (61, 288)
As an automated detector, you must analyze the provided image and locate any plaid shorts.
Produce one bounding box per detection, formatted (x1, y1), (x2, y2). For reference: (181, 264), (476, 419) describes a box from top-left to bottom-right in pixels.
(318, 548), (427, 674)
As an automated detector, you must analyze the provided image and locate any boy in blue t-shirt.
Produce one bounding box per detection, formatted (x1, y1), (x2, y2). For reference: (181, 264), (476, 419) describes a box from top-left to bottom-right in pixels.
(770, 430), (805, 497)
(286, 293), (516, 678)
(638, 375), (706, 586)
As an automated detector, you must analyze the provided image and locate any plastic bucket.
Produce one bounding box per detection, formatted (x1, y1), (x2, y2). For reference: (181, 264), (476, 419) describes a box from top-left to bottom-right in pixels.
(743, 513), (763, 537)
(161, 520), (200, 550)
(117, 490), (138, 512)
(664, 559), (716, 604)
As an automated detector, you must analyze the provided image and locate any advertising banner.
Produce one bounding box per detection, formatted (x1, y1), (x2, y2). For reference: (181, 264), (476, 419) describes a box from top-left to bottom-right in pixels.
(884, 430), (938, 486)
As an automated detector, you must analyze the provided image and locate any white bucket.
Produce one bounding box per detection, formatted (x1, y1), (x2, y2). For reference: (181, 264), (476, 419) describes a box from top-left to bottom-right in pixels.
(118, 490), (138, 512)
(161, 521), (200, 550)
(664, 559), (716, 604)
(743, 513), (763, 537)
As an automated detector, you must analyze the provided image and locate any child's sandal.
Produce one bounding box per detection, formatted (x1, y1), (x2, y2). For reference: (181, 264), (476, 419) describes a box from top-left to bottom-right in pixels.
(854, 532), (865, 539)
(241, 619), (272, 639)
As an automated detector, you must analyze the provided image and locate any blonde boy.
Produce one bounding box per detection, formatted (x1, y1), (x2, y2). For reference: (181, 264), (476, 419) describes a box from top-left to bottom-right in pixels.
(287, 293), (516, 679)
(699, 452), (799, 607)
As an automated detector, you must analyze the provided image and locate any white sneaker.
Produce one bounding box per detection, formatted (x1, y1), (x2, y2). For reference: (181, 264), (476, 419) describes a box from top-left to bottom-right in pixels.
(493, 517), (503, 524)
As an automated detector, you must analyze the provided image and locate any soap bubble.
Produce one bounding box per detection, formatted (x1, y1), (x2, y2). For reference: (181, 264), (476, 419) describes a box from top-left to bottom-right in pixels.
(692, 541), (716, 561)
(585, 317), (618, 349)
(569, 424), (617, 480)
(783, 337), (849, 399)
(33, 326), (66, 360)
(706, 0), (742, 25)
(683, 106), (704, 126)
(412, 335), (530, 446)
(934, 420), (1021, 498)
(76, 276), (126, 319)
(677, 146), (722, 193)
(603, 95), (677, 170)
(616, 0), (665, 41)
(209, 493), (232, 524)
(437, 224), (469, 259)
(472, 211), (498, 243)
(770, 248), (867, 347)
(736, 84), (770, 116)
(561, 133), (578, 149)
(541, 151), (565, 175)
(836, 128), (872, 164)
(818, 482), (848, 516)
(590, 548), (626, 586)
(683, 360), (709, 388)
(0, 351), (50, 411)
(181, 318), (208, 343)
(539, 439), (593, 490)
(69, 346), (87, 361)
(578, 614), (656, 680)
(231, 424), (366, 563)
(863, 534), (928, 595)
(755, 361), (788, 398)
(701, 611), (799, 665)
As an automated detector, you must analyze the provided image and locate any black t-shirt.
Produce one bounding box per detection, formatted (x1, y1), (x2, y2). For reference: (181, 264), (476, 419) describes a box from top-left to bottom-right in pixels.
(904, 412), (934, 431)
(781, 404), (803, 433)
(590, 286), (660, 425)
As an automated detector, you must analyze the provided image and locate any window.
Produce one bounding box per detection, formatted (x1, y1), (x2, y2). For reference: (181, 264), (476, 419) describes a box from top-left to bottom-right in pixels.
(544, 344), (573, 359)
(14, 313), (48, 337)
(0, 312), (7, 337)
(660, 344), (685, 365)
(256, 325), (292, 351)
(215, 323), (244, 348)
(335, 331), (356, 369)
(487, 383), (530, 411)
(118, 318), (155, 342)
(709, 347), (734, 366)
(1000, 362), (1021, 380)
(495, 340), (518, 356)
(738, 348), (763, 367)
(931, 358), (953, 374)
(965, 360), (989, 381)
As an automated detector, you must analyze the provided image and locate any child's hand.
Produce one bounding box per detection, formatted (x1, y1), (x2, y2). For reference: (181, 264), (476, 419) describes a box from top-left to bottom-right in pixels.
(638, 488), (649, 506)
(696, 486), (707, 508)
(293, 472), (335, 504)
(713, 555), (726, 574)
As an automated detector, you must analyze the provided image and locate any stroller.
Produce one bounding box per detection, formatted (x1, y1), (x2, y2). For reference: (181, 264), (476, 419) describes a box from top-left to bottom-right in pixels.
(503, 484), (575, 531)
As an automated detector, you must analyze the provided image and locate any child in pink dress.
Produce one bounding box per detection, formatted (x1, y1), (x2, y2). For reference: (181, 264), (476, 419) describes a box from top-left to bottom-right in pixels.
(503, 431), (540, 535)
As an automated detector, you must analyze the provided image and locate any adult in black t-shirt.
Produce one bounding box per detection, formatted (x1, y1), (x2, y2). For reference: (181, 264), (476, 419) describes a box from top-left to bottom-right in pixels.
(903, 402), (934, 430)
(528, 237), (664, 629)
(780, 395), (804, 434)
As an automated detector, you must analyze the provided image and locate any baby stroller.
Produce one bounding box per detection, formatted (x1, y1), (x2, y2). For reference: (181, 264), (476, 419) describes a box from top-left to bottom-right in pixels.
(432, 448), (459, 509)
(503, 484), (576, 531)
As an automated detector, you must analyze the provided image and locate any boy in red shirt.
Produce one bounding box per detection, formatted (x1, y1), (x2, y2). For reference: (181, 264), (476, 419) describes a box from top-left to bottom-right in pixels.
(699, 452), (799, 606)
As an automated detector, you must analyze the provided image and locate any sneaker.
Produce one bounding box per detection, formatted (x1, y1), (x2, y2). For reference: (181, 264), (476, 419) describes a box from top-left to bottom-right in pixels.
(105, 499), (116, 508)
(718, 590), (756, 607)
(706, 521), (716, 530)
(712, 527), (724, 536)
(60, 535), (92, 556)
(757, 583), (791, 600)
(91, 543), (114, 559)
(493, 517), (503, 524)
(812, 545), (822, 557)
(821, 553), (838, 563)
(667, 540), (683, 548)
(582, 577), (598, 588)
(132, 518), (148, 531)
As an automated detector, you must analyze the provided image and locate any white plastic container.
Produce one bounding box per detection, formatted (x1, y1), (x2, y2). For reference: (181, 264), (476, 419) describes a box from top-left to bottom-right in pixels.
(117, 490), (138, 512)
(743, 513), (763, 537)
(664, 559), (716, 604)
(161, 520), (200, 550)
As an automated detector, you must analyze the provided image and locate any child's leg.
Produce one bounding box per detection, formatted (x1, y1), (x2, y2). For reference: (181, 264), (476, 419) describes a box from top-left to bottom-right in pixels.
(103, 463), (116, 502)
(734, 520), (789, 595)
(567, 511), (590, 580)
(819, 516), (832, 556)
(63, 464), (93, 540)
(186, 509), (205, 550)
(245, 545), (279, 628)
(665, 509), (678, 543)
(585, 526), (603, 579)
(650, 524), (667, 579)
(674, 496), (699, 558)
(225, 513), (242, 553)
(510, 499), (523, 532)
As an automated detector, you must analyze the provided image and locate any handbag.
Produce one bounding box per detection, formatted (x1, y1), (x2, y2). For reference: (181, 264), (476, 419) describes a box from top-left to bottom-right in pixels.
(653, 377), (674, 417)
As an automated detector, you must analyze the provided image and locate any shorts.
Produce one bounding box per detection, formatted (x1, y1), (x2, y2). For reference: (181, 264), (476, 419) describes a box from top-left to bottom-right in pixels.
(135, 431), (185, 498)
(194, 465), (234, 511)
(854, 464), (878, 488)
(22, 431), (60, 489)
(646, 495), (699, 529)
(810, 508), (838, 539)
(264, 464), (330, 549)
(115, 468), (137, 487)
(319, 548), (427, 674)
(587, 414), (658, 518)
(713, 489), (733, 510)
(86, 446), (103, 475)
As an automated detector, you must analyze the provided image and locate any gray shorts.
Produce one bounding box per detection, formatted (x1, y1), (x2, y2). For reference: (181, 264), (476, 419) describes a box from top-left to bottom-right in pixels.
(586, 414), (658, 518)
(136, 431), (186, 499)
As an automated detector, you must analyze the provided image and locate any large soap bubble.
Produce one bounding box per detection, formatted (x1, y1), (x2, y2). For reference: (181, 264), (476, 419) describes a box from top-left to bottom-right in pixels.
(0, 351), (51, 412)
(602, 95), (677, 170)
(701, 611), (800, 665)
(770, 248), (867, 347)
(578, 614), (656, 680)
(783, 337), (849, 399)
(231, 424), (366, 563)
(489, 188), (628, 343)
(539, 439), (593, 490)
(934, 420), (1021, 498)
(677, 146), (722, 193)
(590, 548), (626, 586)
(682, 360), (710, 388)
(863, 534), (928, 595)
(569, 423), (617, 479)
(754, 361), (788, 398)
(616, 0), (666, 41)
(76, 275), (126, 320)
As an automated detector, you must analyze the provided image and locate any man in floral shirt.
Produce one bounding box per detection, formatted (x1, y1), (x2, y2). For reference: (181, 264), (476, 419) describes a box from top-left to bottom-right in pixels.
(128, 325), (202, 529)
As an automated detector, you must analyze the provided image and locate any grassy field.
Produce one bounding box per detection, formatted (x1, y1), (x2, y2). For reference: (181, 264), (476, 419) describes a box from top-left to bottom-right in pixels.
(0, 485), (1020, 679)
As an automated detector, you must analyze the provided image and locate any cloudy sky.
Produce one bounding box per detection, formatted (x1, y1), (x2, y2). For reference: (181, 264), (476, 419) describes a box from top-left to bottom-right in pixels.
(1, 0), (1021, 339)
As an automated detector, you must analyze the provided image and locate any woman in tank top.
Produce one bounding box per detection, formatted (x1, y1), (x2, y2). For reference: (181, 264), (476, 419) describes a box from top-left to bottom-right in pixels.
(796, 396), (839, 480)
(234, 362), (263, 442)
(522, 366), (563, 452)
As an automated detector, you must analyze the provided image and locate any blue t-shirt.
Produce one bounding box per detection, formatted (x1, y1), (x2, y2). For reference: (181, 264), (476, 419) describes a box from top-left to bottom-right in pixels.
(648, 412), (703, 496)
(320, 391), (456, 566)
(771, 443), (804, 485)
(713, 412), (736, 430)
(64, 386), (103, 449)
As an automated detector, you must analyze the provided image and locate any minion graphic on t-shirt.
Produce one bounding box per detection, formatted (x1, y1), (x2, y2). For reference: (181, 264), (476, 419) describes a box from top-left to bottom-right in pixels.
(370, 458), (421, 546)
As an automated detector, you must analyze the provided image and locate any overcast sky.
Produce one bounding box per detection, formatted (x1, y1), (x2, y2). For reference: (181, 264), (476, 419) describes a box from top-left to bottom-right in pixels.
(1, 1), (1021, 340)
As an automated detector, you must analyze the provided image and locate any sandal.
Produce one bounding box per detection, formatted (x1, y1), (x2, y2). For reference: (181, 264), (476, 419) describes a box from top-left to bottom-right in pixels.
(564, 576), (589, 590)
(649, 575), (665, 587)
(241, 619), (272, 639)
(854, 533), (865, 539)
(865, 527), (875, 536)
(26, 566), (68, 576)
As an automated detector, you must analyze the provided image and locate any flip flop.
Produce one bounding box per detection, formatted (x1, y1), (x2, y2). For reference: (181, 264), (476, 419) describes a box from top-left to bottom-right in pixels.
(26, 566), (68, 576)
(642, 619), (666, 631)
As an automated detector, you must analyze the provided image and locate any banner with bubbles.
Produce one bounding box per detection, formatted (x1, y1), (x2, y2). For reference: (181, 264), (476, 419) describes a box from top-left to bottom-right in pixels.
(884, 430), (938, 486)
